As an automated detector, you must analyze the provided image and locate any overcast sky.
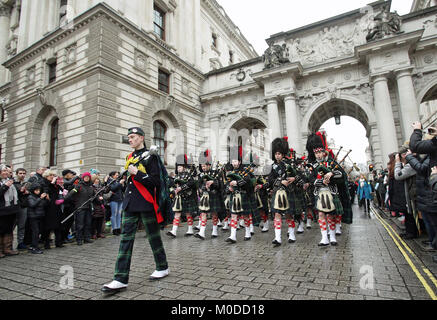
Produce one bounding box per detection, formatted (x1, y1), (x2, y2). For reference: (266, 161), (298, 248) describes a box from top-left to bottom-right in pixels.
(217, 0), (413, 165)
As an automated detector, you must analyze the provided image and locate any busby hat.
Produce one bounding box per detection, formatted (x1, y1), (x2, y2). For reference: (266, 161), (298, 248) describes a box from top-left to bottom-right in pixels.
(306, 132), (326, 162)
(271, 137), (289, 161)
(127, 127), (145, 136)
(175, 154), (188, 169)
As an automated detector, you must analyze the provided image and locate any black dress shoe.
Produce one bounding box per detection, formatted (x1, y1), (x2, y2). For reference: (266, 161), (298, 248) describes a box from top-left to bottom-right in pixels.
(84, 239), (94, 244)
(244, 237), (251, 241)
(330, 241), (338, 246)
(288, 239), (296, 243)
(44, 244), (51, 249)
(166, 231), (176, 238)
(77, 241), (83, 246)
(250, 232), (254, 236)
(194, 234), (205, 240)
(261, 229), (269, 233)
(272, 240), (281, 247)
(184, 233), (194, 237)
(225, 238), (236, 244)
(194, 226), (200, 231)
(56, 244), (65, 248)
(318, 242), (329, 247)
(211, 235), (218, 238)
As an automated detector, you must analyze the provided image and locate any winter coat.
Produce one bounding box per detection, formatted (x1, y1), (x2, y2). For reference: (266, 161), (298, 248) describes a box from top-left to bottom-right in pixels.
(65, 180), (96, 211)
(42, 178), (63, 230)
(388, 176), (407, 213)
(394, 162), (417, 203)
(13, 180), (29, 208)
(0, 180), (19, 234)
(357, 180), (373, 200)
(410, 129), (437, 170)
(108, 178), (124, 203)
(92, 184), (106, 218)
(27, 193), (48, 218)
(408, 154), (437, 214)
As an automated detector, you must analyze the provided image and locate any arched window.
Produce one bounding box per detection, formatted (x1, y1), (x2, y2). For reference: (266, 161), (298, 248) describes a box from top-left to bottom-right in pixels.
(49, 118), (59, 167)
(153, 120), (166, 163)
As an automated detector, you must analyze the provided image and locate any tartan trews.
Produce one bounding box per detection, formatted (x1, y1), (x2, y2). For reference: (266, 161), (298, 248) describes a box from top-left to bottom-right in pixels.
(113, 210), (168, 284)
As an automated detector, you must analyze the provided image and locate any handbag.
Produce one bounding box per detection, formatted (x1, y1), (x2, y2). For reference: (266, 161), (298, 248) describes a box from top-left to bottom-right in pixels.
(103, 191), (113, 201)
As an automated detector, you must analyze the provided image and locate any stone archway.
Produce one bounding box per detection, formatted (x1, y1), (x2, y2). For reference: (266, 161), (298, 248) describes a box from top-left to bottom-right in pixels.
(302, 96), (381, 167)
(28, 104), (58, 170)
(151, 109), (184, 170)
(224, 116), (268, 164)
(416, 74), (437, 128)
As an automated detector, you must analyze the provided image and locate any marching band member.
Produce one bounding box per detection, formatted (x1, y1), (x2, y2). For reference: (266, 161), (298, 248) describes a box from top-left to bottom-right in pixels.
(167, 154), (198, 238)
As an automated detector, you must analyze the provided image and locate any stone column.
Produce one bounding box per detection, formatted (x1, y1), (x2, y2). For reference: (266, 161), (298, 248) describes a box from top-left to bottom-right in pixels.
(266, 98), (281, 141)
(209, 115), (220, 161)
(372, 74), (399, 162)
(395, 68), (420, 140)
(283, 94), (302, 154)
(0, 4), (11, 85)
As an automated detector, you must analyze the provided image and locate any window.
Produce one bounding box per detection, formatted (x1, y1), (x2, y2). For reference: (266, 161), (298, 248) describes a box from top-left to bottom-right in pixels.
(48, 60), (57, 84)
(229, 50), (234, 64)
(212, 33), (218, 49)
(153, 121), (166, 163)
(59, 0), (68, 24)
(153, 5), (165, 40)
(158, 69), (170, 94)
(1, 108), (4, 122)
(49, 118), (59, 167)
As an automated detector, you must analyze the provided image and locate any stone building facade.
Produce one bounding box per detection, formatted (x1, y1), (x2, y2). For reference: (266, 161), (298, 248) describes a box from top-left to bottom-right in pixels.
(2, 0), (437, 173)
(0, 0), (257, 172)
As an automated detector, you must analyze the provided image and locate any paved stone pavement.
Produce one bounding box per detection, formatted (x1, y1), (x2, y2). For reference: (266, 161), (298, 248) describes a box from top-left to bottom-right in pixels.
(0, 203), (436, 300)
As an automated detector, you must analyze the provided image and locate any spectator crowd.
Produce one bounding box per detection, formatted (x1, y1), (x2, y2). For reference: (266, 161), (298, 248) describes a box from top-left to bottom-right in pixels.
(347, 121), (437, 264)
(0, 165), (127, 256)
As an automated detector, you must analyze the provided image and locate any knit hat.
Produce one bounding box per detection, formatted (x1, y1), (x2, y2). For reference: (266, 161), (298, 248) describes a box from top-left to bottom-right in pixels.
(28, 182), (41, 193)
(62, 169), (76, 177)
(81, 172), (92, 179)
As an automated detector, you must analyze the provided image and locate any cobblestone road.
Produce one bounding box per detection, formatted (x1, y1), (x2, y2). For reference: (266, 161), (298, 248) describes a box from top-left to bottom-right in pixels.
(0, 203), (436, 300)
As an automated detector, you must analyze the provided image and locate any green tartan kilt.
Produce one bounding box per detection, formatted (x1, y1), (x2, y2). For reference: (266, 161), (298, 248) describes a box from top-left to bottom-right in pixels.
(271, 189), (294, 216)
(333, 195), (344, 216)
(180, 196), (199, 216)
(199, 191), (224, 214)
(292, 190), (304, 216)
(230, 192), (253, 216)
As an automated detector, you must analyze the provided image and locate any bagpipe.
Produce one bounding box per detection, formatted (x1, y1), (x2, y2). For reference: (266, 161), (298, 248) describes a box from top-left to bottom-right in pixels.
(226, 163), (256, 185)
(199, 161), (225, 182)
(170, 164), (198, 199)
(273, 160), (297, 191)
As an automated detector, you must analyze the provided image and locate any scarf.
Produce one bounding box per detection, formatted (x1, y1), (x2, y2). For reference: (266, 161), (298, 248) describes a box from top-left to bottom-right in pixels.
(1, 179), (18, 206)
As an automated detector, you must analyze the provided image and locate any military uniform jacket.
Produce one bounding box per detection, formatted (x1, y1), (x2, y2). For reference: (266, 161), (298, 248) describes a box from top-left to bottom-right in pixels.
(122, 147), (161, 213)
